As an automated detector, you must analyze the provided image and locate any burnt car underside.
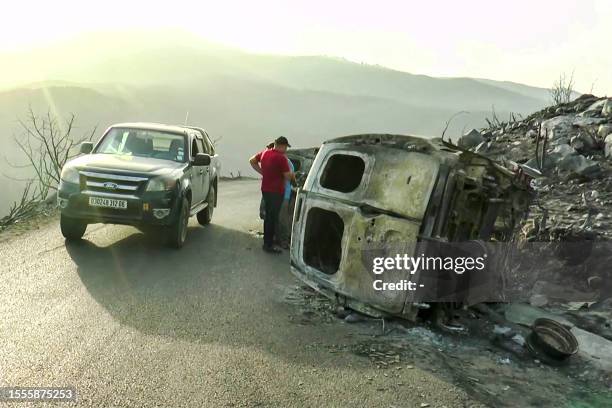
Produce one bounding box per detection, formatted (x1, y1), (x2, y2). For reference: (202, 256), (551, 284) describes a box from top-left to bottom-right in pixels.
(290, 134), (535, 321)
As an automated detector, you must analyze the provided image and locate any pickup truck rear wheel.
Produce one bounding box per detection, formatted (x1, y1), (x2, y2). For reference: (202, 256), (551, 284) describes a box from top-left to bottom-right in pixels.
(167, 198), (189, 249)
(60, 213), (87, 240)
(197, 184), (215, 226)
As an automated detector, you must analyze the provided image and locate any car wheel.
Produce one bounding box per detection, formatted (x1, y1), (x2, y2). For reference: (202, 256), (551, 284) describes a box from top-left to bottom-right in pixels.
(168, 197), (189, 249)
(197, 184), (215, 226)
(60, 213), (87, 240)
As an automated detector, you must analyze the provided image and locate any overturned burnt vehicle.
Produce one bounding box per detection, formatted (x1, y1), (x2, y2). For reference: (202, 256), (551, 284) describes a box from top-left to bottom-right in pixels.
(289, 134), (536, 320)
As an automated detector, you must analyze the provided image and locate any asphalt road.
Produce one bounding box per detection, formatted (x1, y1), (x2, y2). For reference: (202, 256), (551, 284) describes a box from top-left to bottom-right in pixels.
(0, 180), (478, 407)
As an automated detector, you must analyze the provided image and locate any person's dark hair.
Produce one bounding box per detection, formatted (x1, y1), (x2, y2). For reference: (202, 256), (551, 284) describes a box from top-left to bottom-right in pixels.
(274, 136), (291, 147)
(266, 142), (274, 149)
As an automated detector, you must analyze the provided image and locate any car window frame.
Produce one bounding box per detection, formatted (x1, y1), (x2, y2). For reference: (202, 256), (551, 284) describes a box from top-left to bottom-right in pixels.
(201, 132), (213, 155)
(207, 134), (215, 155)
(194, 137), (205, 156)
(190, 133), (199, 161)
(94, 127), (189, 163)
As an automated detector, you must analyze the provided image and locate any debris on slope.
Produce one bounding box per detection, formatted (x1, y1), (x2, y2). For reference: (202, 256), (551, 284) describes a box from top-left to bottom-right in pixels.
(460, 94), (612, 241)
(285, 282), (612, 408)
(455, 95), (612, 375)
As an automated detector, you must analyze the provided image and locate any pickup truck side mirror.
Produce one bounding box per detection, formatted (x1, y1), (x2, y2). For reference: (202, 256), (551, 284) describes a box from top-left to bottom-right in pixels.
(80, 142), (94, 154)
(193, 153), (211, 166)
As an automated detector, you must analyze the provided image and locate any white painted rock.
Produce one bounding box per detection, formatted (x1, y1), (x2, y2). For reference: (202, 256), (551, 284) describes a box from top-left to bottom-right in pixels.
(605, 134), (612, 158)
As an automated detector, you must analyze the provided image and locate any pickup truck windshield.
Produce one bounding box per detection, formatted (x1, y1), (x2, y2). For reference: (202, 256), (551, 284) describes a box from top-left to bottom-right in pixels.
(95, 128), (187, 163)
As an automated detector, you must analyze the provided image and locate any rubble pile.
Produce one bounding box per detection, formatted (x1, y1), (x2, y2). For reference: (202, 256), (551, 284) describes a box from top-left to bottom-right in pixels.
(458, 94), (612, 241)
(455, 96), (612, 385)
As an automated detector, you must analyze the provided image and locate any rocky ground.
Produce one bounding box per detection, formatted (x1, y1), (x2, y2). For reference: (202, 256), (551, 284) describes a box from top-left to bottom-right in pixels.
(459, 94), (612, 241)
(447, 95), (612, 404)
(287, 283), (611, 407)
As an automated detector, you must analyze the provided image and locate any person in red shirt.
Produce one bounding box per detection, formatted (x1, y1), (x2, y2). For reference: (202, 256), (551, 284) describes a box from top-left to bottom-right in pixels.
(249, 136), (295, 253)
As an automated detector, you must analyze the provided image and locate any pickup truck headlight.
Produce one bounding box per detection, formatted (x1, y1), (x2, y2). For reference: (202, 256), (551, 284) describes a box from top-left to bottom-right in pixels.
(146, 177), (176, 192)
(60, 167), (80, 184)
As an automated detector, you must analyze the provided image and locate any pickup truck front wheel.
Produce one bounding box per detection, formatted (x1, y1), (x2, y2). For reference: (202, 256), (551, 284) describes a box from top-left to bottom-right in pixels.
(197, 184), (215, 226)
(60, 213), (87, 240)
(167, 198), (189, 249)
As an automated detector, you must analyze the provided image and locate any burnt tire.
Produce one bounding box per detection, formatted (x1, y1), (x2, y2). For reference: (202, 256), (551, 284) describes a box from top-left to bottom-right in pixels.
(197, 184), (215, 226)
(60, 213), (87, 240)
(167, 198), (190, 249)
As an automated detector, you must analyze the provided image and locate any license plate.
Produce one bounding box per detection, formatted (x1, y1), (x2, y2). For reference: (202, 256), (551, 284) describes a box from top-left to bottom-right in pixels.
(88, 196), (128, 210)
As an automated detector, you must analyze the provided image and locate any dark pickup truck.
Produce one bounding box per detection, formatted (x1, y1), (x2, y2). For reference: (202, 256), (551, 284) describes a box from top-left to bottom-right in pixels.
(57, 122), (220, 248)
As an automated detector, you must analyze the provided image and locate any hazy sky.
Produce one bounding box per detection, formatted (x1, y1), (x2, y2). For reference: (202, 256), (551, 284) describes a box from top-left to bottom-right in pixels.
(2, 0), (610, 93)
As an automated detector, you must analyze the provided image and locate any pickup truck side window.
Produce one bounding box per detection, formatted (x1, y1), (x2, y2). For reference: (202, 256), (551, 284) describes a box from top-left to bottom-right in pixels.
(191, 138), (200, 158)
(202, 134), (213, 155)
(195, 138), (206, 157)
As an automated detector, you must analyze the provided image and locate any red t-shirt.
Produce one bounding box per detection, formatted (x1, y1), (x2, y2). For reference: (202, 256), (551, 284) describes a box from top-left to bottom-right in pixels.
(255, 148), (290, 194)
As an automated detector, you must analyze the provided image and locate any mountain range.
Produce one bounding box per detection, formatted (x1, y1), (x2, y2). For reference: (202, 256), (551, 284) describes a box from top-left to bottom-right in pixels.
(0, 30), (556, 214)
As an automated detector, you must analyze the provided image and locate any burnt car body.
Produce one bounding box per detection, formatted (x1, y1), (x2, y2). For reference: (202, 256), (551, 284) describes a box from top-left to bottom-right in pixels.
(286, 147), (319, 188)
(290, 134), (534, 319)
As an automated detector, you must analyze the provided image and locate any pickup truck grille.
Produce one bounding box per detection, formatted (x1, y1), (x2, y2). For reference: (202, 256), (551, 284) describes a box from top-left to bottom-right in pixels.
(79, 171), (148, 197)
